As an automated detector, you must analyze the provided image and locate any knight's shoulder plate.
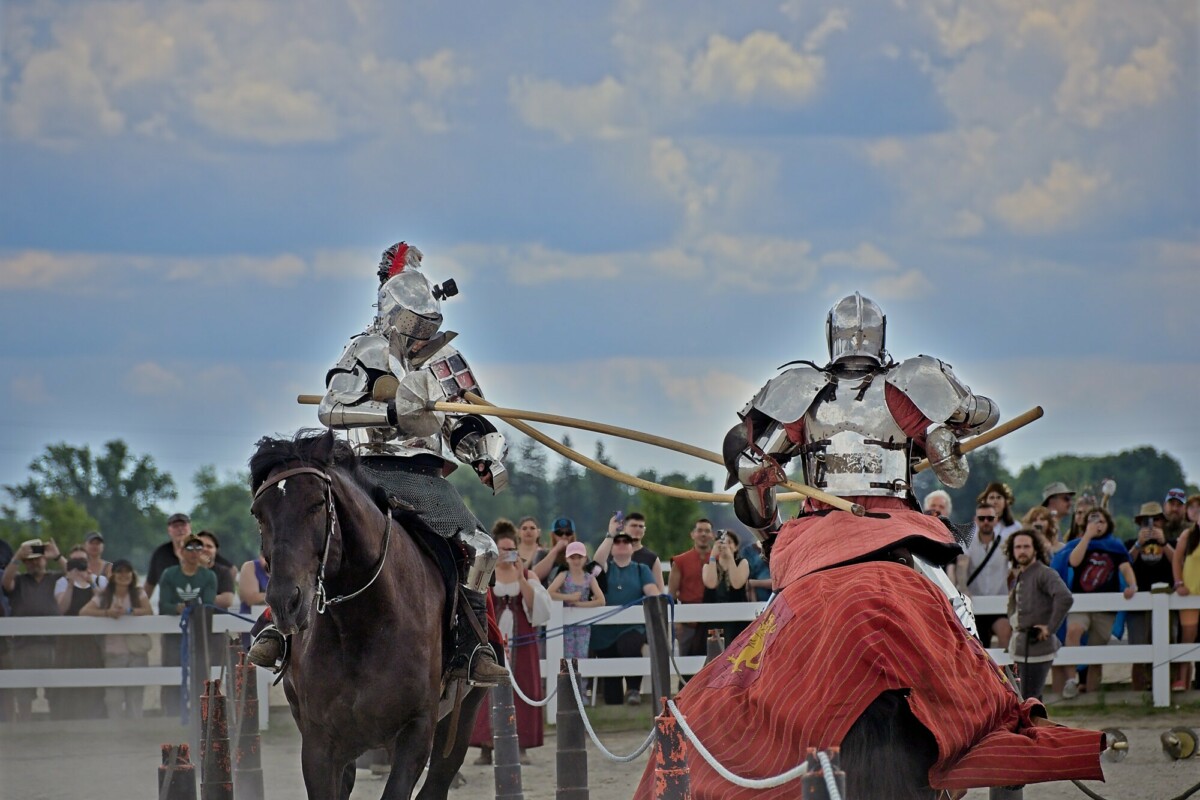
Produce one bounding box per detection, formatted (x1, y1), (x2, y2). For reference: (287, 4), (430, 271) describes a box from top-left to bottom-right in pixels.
(747, 365), (830, 423)
(422, 344), (481, 401)
(885, 355), (967, 422)
(334, 333), (390, 372)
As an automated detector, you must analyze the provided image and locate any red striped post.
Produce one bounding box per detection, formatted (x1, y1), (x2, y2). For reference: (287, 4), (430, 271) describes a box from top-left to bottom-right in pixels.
(199, 679), (233, 800)
(232, 653), (265, 800)
(555, 659), (588, 800)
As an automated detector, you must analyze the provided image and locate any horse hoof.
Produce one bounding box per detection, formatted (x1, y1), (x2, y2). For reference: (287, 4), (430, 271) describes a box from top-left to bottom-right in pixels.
(451, 771), (467, 788)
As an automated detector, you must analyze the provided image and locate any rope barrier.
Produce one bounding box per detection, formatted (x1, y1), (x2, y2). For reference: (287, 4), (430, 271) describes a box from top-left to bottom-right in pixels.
(564, 659), (657, 763)
(505, 659), (558, 708)
(665, 698), (811, 790)
(815, 751), (844, 800)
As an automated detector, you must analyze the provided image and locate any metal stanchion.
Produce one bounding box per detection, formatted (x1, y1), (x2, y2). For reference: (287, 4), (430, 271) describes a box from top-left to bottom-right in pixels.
(490, 684), (525, 800)
(232, 653), (265, 800)
(159, 743), (198, 800)
(555, 659), (588, 800)
(199, 679), (233, 800)
(703, 629), (725, 664)
(642, 596), (672, 706)
(652, 698), (691, 800)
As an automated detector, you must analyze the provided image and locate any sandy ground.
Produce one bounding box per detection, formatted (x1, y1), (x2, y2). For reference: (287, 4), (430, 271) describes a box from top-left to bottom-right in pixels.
(1, 706), (1197, 800)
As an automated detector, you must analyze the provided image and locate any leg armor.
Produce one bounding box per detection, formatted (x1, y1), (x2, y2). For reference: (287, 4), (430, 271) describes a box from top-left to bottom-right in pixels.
(461, 526), (498, 592)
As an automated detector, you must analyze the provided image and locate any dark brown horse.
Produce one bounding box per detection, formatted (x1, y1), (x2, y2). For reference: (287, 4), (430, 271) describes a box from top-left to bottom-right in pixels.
(249, 430), (485, 800)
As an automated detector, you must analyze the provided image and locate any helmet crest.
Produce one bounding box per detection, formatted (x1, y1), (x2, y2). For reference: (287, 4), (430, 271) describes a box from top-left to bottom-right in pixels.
(377, 242), (424, 285)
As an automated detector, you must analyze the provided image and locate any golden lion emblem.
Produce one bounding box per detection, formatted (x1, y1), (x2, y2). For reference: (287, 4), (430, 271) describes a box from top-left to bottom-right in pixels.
(727, 612), (778, 673)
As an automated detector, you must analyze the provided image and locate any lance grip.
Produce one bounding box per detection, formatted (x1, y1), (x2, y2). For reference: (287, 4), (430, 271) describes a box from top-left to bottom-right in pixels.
(913, 406), (1044, 474)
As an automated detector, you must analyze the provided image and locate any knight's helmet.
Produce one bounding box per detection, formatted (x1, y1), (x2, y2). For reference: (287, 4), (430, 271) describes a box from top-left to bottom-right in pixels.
(376, 242), (443, 353)
(825, 292), (887, 365)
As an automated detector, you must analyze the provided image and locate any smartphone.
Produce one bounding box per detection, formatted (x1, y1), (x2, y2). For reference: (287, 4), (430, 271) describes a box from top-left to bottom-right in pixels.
(504, 550), (520, 563)
(613, 510), (625, 532)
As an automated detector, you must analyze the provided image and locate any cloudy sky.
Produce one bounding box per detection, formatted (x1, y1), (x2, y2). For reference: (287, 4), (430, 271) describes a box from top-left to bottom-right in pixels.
(2, 0), (1196, 509)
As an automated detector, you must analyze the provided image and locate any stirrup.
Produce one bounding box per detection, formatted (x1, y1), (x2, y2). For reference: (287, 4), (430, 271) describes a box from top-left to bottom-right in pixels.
(451, 644), (510, 688)
(247, 626), (289, 677)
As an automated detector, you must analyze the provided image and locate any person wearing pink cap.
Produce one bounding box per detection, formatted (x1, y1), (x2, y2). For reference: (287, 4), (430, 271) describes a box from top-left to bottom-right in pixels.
(548, 541), (606, 670)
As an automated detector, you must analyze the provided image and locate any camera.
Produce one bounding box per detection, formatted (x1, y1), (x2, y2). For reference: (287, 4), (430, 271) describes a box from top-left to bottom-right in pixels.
(715, 530), (727, 544)
(30, 544), (45, 556)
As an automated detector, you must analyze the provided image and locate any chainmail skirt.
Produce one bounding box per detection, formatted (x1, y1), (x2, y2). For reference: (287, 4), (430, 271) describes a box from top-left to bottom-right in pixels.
(359, 457), (484, 541)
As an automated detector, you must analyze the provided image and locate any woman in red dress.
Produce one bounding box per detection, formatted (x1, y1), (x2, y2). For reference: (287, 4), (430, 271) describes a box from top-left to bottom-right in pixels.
(470, 520), (551, 764)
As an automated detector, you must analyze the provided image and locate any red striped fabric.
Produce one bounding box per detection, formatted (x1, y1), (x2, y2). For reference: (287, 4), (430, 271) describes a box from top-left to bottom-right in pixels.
(634, 558), (1103, 798)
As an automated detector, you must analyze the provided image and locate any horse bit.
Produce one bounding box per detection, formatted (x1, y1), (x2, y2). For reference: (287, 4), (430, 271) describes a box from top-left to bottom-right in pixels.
(253, 466), (392, 614)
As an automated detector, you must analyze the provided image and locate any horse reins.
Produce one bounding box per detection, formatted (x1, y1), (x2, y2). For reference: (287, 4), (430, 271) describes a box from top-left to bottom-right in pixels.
(253, 465), (393, 614)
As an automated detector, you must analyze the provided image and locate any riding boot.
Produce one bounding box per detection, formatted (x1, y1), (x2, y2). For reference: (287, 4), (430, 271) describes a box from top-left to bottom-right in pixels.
(449, 588), (510, 687)
(246, 624), (288, 672)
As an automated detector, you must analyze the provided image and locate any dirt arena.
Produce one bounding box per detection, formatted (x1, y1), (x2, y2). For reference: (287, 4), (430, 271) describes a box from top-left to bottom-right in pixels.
(2, 705), (1197, 800)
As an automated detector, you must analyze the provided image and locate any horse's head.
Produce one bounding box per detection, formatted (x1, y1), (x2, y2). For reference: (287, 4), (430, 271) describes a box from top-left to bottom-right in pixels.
(249, 430), (356, 635)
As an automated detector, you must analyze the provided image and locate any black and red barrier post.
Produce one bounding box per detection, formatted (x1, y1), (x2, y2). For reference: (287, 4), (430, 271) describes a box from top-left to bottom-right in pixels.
(555, 659), (588, 800)
(800, 748), (845, 799)
(199, 679), (233, 800)
(652, 698), (692, 800)
(159, 743), (198, 800)
(704, 629), (725, 664)
(232, 653), (265, 800)
(490, 684), (525, 800)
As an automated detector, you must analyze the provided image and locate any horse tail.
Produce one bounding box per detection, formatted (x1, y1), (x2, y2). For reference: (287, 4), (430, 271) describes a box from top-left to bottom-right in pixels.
(840, 689), (940, 800)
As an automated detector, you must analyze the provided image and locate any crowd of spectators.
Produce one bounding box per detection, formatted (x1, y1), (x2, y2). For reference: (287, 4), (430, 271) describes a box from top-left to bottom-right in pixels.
(933, 480), (1200, 698)
(0, 512), (267, 721)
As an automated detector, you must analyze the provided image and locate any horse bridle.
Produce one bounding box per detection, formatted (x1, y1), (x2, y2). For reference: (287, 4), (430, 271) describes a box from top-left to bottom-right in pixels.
(253, 465), (392, 615)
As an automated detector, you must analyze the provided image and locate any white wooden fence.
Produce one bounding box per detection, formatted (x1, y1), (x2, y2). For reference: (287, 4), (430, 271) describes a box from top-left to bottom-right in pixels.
(538, 589), (1200, 717)
(1, 592), (1196, 731)
(0, 608), (272, 729)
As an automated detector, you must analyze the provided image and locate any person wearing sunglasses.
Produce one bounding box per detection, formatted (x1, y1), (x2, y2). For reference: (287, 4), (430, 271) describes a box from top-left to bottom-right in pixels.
(956, 503), (1013, 649)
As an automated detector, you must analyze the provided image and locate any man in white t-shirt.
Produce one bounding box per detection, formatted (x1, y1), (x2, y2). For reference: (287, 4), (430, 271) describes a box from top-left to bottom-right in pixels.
(957, 502), (1013, 648)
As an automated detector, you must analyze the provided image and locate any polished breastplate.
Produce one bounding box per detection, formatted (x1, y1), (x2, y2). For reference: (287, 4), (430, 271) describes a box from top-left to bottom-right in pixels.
(800, 374), (912, 498)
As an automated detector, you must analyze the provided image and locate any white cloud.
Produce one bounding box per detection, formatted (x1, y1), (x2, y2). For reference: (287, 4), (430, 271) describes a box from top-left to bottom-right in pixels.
(0, 249), (316, 291)
(1056, 36), (1177, 128)
(819, 242), (898, 271)
(3, 1), (473, 146)
(192, 82), (338, 144)
(689, 31), (824, 106)
(0, 251), (99, 289)
(127, 362), (184, 396)
(867, 268), (932, 299)
(803, 9), (850, 53)
(992, 160), (1109, 234)
(509, 76), (631, 142)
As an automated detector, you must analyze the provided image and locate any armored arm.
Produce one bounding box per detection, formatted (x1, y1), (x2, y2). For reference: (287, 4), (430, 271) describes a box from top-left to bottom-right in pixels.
(886, 355), (999, 487)
(722, 407), (800, 542)
(317, 335), (398, 430)
(448, 414), (509, 493)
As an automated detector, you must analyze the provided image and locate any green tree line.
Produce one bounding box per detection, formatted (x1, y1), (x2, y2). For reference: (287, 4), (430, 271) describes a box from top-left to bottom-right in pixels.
(2, 436), (1194, 573)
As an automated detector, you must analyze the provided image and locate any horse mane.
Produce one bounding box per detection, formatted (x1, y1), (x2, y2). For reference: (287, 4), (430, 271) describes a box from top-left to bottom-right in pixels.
(249, 429), (363, 492)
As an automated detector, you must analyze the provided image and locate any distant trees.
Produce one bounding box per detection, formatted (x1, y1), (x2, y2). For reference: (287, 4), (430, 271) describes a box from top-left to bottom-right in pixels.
(2, 435), (1195, 569)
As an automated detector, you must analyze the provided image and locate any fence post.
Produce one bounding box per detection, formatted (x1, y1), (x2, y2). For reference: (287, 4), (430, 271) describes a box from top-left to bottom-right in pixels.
(555, 659), (589, 800)
(642, 596), (672, 706)
(1151, 586), (1171, 708)
(490, 684), (524, 800)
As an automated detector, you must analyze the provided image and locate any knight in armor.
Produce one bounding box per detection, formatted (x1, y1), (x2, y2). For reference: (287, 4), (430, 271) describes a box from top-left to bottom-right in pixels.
(249, 242), (511, 687)
(723, 291), (999, 633)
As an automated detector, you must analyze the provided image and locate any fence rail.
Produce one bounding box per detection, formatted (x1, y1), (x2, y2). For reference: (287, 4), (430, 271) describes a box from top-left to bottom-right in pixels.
(2, 593), (1197, 728)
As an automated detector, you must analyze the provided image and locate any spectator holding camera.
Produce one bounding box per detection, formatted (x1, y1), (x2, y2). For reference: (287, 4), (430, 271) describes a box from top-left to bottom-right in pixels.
(1005, 529), (1073, 701)
(2, 539), (64, 720)
(592, 529), (659, 706)
(702, 529), (751, 642)
(1021, 506), (1061, 557)
(1125, 502), (1175, 690)
(79, 559), (152, 718)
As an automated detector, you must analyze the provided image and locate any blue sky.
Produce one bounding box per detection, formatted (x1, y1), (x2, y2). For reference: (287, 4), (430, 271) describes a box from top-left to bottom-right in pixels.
(1, 0), (1196, 509)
